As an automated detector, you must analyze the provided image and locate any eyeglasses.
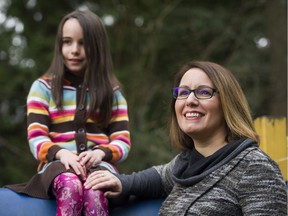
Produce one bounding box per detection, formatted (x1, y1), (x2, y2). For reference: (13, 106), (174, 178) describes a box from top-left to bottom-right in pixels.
(172, 85), (218, 100)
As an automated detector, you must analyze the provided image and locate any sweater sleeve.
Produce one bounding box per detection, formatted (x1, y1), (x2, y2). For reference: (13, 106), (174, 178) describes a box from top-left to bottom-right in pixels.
(98, 90), (131, 164)
(117, 167), (166, 198)
(27, 79), (59, 163)
(117, 156), (178, 198)
(153, 155), (178, 195)
(237, 150), (287, 215)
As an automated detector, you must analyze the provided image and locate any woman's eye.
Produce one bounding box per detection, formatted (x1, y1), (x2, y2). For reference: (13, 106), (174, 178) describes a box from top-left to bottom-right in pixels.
(179, 90), (189, 96)
(198, 89), (211, 96)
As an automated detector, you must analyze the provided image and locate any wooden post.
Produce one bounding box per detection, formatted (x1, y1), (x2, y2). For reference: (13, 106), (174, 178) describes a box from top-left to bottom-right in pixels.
(254, 117), (287, 181)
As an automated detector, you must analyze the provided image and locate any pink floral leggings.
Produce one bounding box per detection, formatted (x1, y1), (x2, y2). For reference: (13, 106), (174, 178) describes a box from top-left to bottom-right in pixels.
(52, 172), (109, 216)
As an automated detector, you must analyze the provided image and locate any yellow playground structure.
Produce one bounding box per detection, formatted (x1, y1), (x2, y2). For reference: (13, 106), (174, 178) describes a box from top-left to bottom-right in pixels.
(254, 117), (287, 182)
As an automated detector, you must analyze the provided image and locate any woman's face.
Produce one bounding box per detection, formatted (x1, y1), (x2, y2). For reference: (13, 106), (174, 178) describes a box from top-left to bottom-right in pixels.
(62, 18), (87, 77)
(175, 68), (226, 140)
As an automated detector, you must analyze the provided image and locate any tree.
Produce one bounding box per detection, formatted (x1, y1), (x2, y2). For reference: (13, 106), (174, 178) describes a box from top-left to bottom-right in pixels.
(0, 0), (286, 185)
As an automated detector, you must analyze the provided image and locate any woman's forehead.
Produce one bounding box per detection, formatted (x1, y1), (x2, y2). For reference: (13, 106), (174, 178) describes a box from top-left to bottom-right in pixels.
(179, 68), (212, 86)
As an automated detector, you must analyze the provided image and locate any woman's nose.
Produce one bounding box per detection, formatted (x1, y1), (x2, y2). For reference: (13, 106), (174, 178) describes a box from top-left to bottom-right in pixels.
(185, 92), (199, 106)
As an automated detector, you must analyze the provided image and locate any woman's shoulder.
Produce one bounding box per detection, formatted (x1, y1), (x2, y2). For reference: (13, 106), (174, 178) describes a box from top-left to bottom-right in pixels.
(236, 146), (286, 197)
(243, 146), (277, 165)
(240, 146), (283, 178)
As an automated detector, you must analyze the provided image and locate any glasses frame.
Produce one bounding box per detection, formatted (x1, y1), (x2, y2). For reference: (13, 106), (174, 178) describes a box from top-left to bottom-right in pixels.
(172, 85), (218, 100)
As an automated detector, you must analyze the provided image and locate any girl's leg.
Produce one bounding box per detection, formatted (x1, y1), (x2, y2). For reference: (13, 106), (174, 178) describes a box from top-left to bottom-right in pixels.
(83, 188), (109, 216)
(52, 172), (83, 216)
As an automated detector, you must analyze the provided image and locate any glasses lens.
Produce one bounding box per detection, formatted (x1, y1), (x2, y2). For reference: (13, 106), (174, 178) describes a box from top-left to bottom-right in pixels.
(173, 87), (190, 99)
(195, 87), (213, 99)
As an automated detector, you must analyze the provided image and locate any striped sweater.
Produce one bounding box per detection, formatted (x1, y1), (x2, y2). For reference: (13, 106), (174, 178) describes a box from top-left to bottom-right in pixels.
(27, 75), (131, 171)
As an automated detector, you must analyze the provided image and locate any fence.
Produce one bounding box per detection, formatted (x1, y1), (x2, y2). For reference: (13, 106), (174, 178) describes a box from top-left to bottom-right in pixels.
(254, 116), (287, 181)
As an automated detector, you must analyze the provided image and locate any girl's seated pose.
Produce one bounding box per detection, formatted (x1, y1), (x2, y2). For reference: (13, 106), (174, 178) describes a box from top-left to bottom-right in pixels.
(6, 9), (131, 216)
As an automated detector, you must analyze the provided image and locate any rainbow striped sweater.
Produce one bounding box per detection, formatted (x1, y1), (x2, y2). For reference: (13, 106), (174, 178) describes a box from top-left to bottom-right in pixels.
(27, 75), (131, 171)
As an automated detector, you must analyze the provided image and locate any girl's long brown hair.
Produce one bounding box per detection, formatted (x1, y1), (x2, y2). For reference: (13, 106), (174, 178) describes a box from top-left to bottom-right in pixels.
(46, 9), (119, 126)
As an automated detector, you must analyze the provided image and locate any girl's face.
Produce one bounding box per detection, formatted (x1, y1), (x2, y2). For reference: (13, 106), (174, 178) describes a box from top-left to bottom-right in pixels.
(62, 18), (87, 77)
(175, 68), (226, 140)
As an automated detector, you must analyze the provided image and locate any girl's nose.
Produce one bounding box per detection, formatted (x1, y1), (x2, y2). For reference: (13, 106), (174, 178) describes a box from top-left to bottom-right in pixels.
(71, 43), (80, 54)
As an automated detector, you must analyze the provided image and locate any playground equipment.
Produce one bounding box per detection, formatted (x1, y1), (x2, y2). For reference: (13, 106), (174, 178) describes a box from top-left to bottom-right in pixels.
(0, 116), (286, 215)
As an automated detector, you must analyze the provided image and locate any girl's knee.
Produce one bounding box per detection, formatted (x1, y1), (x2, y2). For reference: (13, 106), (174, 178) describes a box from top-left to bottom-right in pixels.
(84, 188), (105, 199)
(53, 172), (83, 195)
(53, 173), (84, 216)
(83, 189), (109, 216)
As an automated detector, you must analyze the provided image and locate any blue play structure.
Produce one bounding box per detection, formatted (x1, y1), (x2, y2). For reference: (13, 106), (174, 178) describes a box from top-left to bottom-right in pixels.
(0, 188), (164, 216)
(2, 184), (286, 215)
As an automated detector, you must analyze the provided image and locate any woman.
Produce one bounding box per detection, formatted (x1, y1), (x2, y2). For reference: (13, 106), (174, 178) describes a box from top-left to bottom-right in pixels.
(84, 61), (287, 215)
(6, 9), (131, 216)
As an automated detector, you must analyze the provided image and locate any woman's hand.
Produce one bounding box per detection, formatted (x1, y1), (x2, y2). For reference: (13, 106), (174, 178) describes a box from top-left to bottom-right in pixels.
(84, 170), (122, 198)
(78, 149), (105, 169)
(55, 149), (87, 180)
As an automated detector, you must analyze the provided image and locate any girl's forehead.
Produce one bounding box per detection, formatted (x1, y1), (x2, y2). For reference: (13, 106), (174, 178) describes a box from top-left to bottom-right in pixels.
(62, 18), (83, 38)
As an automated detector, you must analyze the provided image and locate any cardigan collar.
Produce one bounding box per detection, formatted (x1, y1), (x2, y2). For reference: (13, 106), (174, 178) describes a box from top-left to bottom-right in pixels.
(160, 144), (259, 216)
(172, 138), (257, 187)
(64, 72), (84, 88)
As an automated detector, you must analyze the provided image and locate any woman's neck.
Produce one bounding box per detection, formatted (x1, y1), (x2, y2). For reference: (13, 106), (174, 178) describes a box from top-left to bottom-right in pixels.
(193, 134), (228, 157)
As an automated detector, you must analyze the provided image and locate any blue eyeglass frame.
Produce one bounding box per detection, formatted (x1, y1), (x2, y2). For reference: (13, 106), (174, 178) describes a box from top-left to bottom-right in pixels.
(172, 85), (218, 100)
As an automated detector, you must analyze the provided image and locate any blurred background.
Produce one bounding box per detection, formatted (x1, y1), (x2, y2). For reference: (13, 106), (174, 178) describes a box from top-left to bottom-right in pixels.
(0, 0), (286, 186)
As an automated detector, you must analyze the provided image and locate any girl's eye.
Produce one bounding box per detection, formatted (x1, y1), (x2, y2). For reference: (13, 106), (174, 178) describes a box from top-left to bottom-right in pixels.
(62, 39), (72, 45)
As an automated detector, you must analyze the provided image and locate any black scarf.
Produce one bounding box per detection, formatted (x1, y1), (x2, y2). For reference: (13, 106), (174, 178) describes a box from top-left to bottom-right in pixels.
(172, 138), (257, 186)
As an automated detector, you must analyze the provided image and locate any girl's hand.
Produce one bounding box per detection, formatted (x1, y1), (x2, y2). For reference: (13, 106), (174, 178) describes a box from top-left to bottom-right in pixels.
(84, 170), (122, 198)
(78, 149), (105, 169)
(55, 149), (87, 180)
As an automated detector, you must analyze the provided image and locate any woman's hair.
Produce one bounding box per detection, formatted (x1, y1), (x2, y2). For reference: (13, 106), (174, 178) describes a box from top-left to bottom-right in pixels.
(46, 9), (119, 126)
(170, 61), (258, 150)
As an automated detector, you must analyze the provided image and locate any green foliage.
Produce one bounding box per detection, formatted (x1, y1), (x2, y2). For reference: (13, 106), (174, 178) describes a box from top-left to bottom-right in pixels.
(118, 126), (178, 174)
(0, 0), (286, 185)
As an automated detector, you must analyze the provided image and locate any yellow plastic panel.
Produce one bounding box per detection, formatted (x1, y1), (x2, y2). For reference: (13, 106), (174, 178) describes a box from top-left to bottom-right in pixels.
(254, 117), (287, 181)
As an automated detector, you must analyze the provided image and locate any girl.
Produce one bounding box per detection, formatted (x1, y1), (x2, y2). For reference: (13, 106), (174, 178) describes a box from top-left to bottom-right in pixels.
(7, 9), (131, 216)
